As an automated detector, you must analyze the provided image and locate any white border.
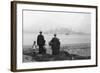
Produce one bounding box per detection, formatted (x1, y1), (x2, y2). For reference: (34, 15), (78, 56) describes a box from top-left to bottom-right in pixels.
(17, 3), (96, 69)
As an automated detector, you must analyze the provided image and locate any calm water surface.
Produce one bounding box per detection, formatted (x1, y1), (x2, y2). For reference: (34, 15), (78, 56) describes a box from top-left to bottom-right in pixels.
(23, 33), (90, 46)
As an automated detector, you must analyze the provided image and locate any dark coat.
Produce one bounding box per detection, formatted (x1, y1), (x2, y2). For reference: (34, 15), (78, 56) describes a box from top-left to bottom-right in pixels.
(49, 37), (60, 50)
(37, 34), (45, 46)
(49, 37), (60, 55)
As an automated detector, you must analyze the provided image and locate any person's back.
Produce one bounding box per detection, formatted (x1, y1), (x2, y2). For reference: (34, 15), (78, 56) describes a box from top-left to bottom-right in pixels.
(49, 34), (60, 55)
(50, 37), (60, 48)
(37, 31), (46, 54)
(37, 34), (45, 46)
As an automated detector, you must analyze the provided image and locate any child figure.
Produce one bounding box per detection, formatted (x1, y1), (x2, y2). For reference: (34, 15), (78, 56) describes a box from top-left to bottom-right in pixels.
(32, 41), (38, 53)
(32, 41), (36, 49)
(31, 41), (38, 61)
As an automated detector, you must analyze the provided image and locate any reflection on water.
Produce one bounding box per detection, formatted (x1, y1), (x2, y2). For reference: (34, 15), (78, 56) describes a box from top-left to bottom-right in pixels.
(23, 33), (90, 46)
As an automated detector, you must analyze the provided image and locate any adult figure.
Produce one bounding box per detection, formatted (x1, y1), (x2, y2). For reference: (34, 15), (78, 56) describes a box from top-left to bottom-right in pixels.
(37, 31), (45, 54)
(49, 34), (60, 55)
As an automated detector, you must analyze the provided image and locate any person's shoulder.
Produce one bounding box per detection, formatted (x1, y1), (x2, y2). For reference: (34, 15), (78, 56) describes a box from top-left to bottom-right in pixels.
(37, 34), (40, 36)
(56, 38), (60, 40)
(52, 37), (55, 39)
(37, 35), (40, 37)
(41, 34), (44, 36)
(54, 37), (58, 39)
(50, 38), (54, 41)
(38, 34), (41, 36)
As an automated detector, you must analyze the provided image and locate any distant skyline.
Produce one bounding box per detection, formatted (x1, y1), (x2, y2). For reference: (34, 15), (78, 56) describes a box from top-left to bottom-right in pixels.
(23, 10), (91, 33)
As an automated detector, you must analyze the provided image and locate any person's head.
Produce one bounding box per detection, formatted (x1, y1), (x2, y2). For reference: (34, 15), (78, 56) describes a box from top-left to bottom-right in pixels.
(34, 41), (36, 44)
(54, 34), (57, 37)
(39, 31), (42, 35)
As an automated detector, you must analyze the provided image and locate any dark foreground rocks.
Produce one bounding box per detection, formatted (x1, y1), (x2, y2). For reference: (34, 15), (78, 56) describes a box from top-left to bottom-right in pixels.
(23, 49), (90, 62)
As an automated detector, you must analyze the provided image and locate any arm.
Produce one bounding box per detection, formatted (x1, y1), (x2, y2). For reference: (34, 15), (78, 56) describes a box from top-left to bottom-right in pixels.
(49, 38), (53, 46)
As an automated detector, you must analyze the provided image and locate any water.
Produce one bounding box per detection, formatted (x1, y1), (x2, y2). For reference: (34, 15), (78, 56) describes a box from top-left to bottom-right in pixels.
(23, 33), (90, 46)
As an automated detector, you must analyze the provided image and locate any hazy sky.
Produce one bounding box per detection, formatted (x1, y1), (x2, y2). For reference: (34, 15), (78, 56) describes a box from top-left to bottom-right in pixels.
(23, 10), (91, 33)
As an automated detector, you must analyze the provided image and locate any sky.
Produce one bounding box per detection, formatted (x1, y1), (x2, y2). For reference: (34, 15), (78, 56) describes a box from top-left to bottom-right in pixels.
(23, 10), (91, 33)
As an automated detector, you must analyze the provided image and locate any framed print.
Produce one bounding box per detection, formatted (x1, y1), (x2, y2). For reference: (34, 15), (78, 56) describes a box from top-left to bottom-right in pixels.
(11, 1), (98, 72)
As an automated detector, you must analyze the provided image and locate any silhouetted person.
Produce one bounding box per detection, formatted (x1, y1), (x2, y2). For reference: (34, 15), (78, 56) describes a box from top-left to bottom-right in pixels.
(49, 34), (60, 55)
(37, 31), (46, 54)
